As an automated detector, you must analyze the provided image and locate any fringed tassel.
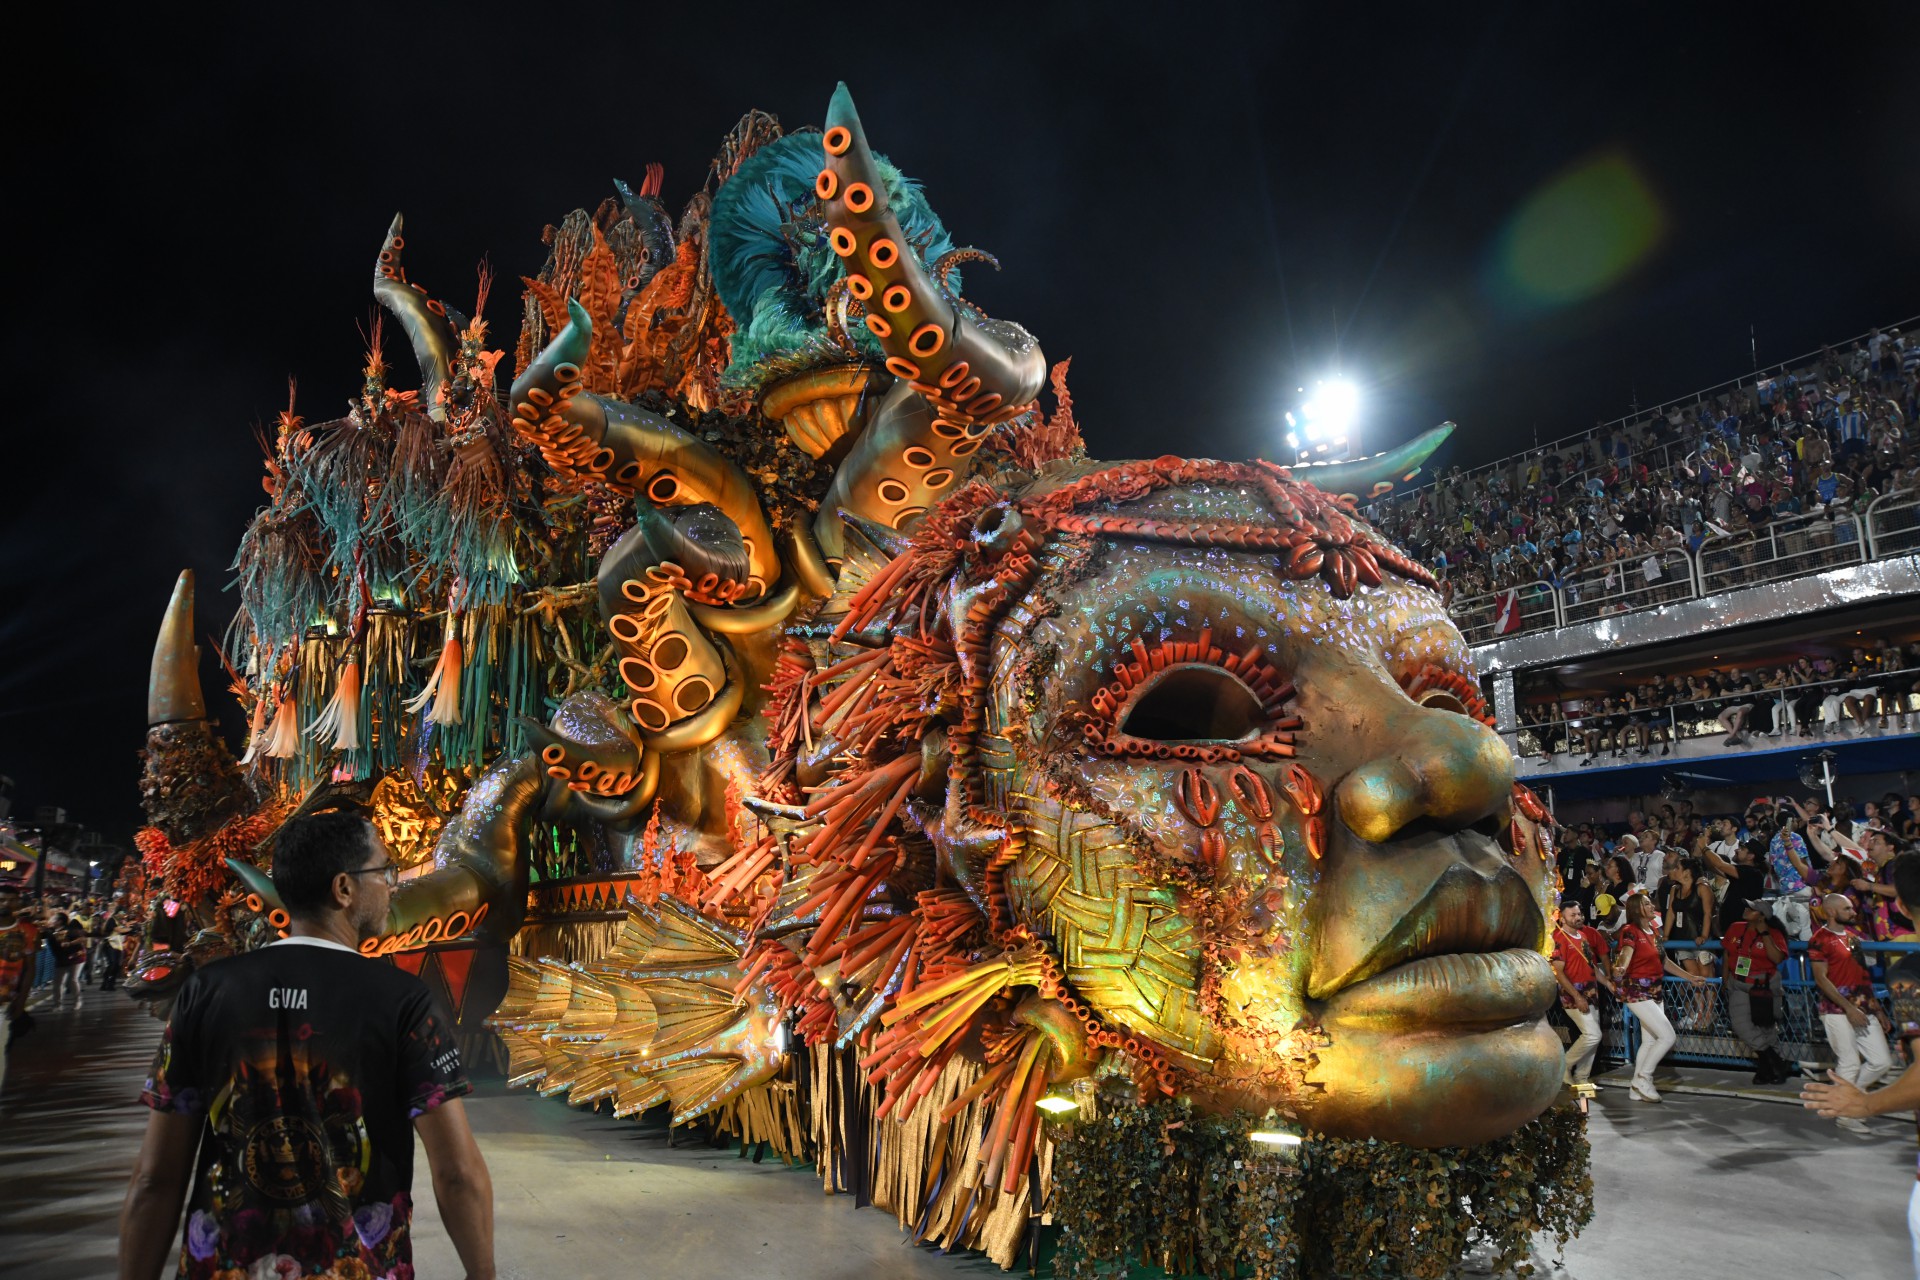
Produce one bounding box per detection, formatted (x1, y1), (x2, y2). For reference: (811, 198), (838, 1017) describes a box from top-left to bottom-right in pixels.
(801, 1042), (1050, 1268)
(238, 688), (271, 764)
(264, 687), (302, 759)
(444, 433), (516, 606)
(403, 621), (464, 725)
(332, 656), (363, 752)
(307, 656), (363, 751)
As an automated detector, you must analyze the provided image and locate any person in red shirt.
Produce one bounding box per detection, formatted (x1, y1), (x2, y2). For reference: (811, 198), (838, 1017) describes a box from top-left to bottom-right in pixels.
(1551, 900), (1615, 1083)
(1611, 892), (1706, 1102)
(1811, 892), (1893, 1133)
(1721, 900), (1790, 1084)
(0, 887), (39, 1098)
(1802, 853), (1920, 1272)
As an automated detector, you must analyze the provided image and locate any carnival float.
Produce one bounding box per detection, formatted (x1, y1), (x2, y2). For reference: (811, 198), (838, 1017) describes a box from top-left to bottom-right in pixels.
(132, 84), (1592, 1277)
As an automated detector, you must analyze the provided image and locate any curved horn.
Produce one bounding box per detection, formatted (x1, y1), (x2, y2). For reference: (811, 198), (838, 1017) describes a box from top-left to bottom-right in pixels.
(809, 84), (1047, 556)
(225, 857), (282, 910)
(385, 752), (550, 944)
(372, 213), (459, 422)
(149, 570), (207, 726)
(1290, 422), (1454, 500)
(235, 753), (551, 946)
(510, 299), (781, 587)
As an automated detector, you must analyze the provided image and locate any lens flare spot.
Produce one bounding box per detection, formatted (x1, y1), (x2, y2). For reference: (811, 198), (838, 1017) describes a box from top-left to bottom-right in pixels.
(1491, 150), (1665, 308)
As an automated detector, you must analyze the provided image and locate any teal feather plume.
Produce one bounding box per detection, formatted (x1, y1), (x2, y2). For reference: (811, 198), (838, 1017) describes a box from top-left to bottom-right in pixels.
(709, 131), (959, 388)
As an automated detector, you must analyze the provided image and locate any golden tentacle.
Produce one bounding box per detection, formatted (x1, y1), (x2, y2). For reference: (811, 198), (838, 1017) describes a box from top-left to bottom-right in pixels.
(641, 647), (745, 755)
(510, 297), (780, 587)
(600, 504), (741, 740)
(687, 578), (801, 633)
(810, 83), (1047, 556)
(781, 521), (837, 601)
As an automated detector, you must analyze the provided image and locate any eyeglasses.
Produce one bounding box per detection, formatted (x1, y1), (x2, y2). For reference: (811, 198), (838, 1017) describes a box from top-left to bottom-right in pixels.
(345, 862), (399, 888)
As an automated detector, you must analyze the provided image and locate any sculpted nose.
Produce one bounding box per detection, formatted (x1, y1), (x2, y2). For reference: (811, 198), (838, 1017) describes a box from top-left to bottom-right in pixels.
(1334, 703), (1514, 844)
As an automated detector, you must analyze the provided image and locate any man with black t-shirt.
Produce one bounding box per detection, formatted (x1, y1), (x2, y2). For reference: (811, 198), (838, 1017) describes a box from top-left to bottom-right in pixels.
(1805, 852), (1920, 1276)
(1701, 828), (1770, 933)
(118, 809), (496, 1280)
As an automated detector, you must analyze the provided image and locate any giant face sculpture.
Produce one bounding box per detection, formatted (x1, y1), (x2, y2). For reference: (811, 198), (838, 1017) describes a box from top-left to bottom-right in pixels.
(979, 470), (1560, 1145)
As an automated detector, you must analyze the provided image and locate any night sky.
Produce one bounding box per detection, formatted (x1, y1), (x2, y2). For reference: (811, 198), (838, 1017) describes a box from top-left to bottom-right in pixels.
(5, 3), (1916, 842)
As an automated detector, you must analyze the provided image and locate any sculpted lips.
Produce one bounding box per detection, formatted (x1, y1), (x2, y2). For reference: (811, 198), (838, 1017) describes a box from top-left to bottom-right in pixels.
(1312, 860), (1553, 1027)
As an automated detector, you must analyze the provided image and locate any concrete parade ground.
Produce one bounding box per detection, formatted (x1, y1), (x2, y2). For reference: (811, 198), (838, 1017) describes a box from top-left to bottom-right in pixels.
(0, 989), (1908, 1279)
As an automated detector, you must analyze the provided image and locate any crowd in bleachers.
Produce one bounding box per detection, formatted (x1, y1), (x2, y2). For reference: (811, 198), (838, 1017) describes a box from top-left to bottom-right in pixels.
(1556, 792), (1917, 944)
(1367, 326), (1920, 631)
(1548, 791), (1918, 1109)
(1516, 639), (1920, 762)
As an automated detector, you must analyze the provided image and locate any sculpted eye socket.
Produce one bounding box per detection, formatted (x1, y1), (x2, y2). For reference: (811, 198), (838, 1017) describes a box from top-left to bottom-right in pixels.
(1119, 666), (1267, 742)
(1397, 663), (1495, 726)
(1079, 631), (1302, 761)
(1415, 689), (1471, 717)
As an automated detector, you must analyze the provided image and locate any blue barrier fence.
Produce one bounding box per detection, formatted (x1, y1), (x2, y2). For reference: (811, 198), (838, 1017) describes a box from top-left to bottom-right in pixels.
(1552, 938), (1920, 1071)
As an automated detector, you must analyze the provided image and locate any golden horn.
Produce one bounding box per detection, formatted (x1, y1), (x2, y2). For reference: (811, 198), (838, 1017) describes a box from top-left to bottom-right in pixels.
(148, 569), (207, 726)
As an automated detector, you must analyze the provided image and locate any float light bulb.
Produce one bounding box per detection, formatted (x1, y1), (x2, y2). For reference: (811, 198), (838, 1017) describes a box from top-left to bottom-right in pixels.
(1249, 1107), (1301, 1146)
(1035, 1094), (1079, 1114)
(1244, 1128), (1305, 1151)
(1248, 1130), (1302, 1146)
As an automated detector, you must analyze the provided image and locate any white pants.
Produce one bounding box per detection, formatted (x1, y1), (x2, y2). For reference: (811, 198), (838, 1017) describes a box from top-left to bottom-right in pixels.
(1563, 1004), (1602, 1081)
(53, 965), (82, 1005)
(1627, 999), (1676, 1087)
(1772, 697), (1798, 733)
(1821, 694), (1847, 726)
(1820, 1011), (1893, 1088)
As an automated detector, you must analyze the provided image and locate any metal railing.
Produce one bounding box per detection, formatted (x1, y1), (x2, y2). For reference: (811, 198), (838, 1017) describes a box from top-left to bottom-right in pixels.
(1374, 311), (1919, 509)
(1867, 488), (1920, 559)
(1696, 506), (1869, 596)
(1460, 489), (1917, 648)
(1553, 938), (1920, 1072)
(1512, 663), (1920, 760)
(1449, 580), (1559, 645)
(1557, 549), (1695, 626)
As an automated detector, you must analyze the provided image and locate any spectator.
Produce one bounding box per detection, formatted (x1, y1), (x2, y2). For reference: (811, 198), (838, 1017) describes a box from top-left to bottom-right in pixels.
(1551, 900), (1614, 1085)
(99, 916), (127, 992)
(1622, 833), (1662, 890)
(46, 911), (85, 1009)
(1662, 857), (1716, 1029)
(1611, 891), (1708, 1103)
(1699, 823), (1768, 931)
(1767, 814), (1820, 940)
(1600, 853), (1636, 902)
(1722, 900), (1791, 1084)
(1809, 892), (1893, 1133)
(1802, 853), (1920, 1272)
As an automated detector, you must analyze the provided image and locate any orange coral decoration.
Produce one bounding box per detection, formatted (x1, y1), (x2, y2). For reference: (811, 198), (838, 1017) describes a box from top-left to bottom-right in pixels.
(136, 807), (286, 906)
